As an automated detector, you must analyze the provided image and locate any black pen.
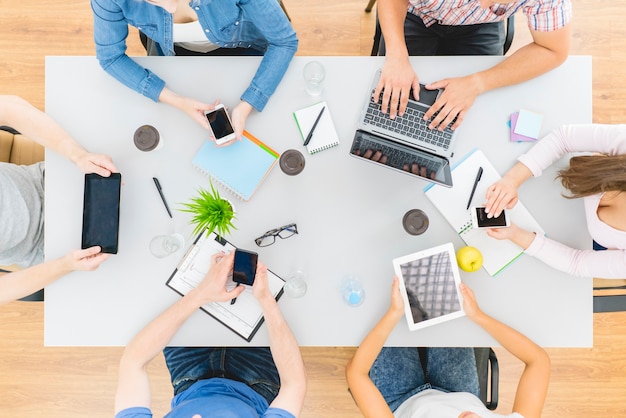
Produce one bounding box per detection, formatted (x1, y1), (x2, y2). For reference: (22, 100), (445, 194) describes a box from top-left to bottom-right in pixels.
(230, 283), (241, 305)
(466, 167), (483, 210)
(153, 177), (173, 218)
(303, 106), (326, 146)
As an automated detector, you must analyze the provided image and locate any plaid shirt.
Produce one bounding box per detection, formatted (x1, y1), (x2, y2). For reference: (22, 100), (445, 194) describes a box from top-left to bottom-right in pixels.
(408, 0), (572, 32)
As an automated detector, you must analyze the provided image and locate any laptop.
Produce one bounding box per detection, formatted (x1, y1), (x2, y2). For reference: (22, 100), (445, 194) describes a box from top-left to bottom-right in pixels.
(350, 70), (458, 187)
(392, 243), (465, 331)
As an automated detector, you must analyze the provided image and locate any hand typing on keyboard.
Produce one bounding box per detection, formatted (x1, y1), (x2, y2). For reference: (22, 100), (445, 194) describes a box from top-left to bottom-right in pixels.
(423, 75), (482, 131)
(353, 148), (437, 180)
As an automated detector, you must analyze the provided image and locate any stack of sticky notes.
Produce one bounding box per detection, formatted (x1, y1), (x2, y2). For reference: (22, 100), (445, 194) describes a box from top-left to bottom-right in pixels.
(510, 109), (543, 142)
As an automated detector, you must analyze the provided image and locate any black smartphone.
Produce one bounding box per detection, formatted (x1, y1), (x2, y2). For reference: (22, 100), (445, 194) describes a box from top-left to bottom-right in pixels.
(233, 249), (259, 285)
(81, 173), (122, 254)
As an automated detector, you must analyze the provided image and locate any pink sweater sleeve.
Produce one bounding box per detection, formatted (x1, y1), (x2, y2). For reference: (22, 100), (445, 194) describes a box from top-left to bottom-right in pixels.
(525, 234), (626, 278)
(518, 124), (626, 177)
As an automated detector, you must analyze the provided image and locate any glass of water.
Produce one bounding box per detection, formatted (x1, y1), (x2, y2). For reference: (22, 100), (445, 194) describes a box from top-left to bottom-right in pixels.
(149, 233), (185, 258)
(303, 61), (325, 96)
(284, 270), (307, 298)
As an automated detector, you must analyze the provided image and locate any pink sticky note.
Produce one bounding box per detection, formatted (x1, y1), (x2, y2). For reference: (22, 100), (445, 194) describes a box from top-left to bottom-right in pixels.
(509, 112), (538, 142)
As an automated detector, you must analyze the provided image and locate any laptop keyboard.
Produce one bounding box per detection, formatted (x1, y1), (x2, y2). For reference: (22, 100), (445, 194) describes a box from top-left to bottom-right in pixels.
(350, 131), (442, 180)
(363, 96), (454, 150)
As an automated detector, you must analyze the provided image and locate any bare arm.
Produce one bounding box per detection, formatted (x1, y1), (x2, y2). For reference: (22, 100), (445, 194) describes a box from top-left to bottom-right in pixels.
(375, 0), (420, 119)
(460, 283), (550, 418)
(425, 23), (571, 130)
(345, 277), (404, 418)
(0, 95), (117, 176)
(114, 252), (244, 413)
(0, 247), (109, 306)
(253, 264), (307, 416)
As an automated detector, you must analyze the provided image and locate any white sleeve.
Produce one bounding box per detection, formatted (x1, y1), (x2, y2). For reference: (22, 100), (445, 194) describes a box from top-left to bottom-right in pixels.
(518, 124), (626, 177)
(525, 234), (626, 278)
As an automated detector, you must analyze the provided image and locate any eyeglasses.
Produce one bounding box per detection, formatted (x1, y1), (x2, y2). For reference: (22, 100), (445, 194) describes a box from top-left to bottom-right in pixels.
(254, 223), (298, 247)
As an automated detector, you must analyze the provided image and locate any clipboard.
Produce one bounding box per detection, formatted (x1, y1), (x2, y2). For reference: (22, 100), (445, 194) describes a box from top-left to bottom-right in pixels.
(166, 230), (285, 342)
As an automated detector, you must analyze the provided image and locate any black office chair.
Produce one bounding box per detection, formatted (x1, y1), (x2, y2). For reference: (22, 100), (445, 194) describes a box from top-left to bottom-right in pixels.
(0, 268), (44, 302)
(367, 6), (515, 57)
(593, 282), (626, 312)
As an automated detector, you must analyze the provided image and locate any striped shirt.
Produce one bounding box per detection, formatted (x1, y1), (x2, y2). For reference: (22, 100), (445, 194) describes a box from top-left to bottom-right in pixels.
(408, 0), (572, 31)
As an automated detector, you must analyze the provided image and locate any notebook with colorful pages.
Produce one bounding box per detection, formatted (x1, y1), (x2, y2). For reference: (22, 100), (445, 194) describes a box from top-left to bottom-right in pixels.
(192, 130), (279, 201)
(166, 229), (286, 342)
(293, 101), (340, 154)
(424, 149), (545, 276)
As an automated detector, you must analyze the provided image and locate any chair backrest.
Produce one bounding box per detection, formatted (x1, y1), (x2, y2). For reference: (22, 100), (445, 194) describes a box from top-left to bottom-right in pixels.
(474, 347), (499, 410)
(0, 128), (45, 165)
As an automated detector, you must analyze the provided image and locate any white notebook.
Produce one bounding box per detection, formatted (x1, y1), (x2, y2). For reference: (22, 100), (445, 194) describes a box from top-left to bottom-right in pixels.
(293, 101), (340, 154)
(424, 149), (545, 276)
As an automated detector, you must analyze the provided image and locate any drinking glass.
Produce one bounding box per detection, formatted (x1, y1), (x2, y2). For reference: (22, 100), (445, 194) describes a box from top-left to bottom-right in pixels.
(303, 61), (325, 96)
(150, 233), (185, 258)
(284, 270), (307, 298)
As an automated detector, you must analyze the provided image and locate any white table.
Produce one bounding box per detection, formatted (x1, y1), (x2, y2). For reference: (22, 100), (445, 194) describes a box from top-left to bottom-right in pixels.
(44, 55), (592, 347)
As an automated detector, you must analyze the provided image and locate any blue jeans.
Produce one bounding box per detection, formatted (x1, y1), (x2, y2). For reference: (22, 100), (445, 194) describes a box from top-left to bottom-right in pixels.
(163, 347), (280, 405)
(379, 12), (505, 56)
(369, 347), (480, 412)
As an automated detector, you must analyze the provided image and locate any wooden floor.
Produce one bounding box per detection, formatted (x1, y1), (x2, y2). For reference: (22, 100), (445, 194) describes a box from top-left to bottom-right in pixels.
(1, 0), (626, 416)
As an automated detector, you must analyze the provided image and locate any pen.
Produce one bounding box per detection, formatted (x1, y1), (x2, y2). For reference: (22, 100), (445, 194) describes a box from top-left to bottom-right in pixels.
(230, 283), (241, 305)
(303, 106), (326, 146)
(466, 167), (483, 210)
(153, 177), (173, 218)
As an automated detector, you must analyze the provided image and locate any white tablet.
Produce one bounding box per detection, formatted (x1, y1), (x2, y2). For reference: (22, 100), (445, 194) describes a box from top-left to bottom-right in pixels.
(392, 243), (465, 331)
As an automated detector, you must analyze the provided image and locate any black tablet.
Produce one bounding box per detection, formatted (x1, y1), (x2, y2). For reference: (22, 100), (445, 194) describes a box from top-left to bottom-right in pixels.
(81, 173), (121, 254)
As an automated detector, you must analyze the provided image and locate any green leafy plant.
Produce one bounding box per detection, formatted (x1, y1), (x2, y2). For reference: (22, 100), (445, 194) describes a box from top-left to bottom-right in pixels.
(180, 182), (236, 238)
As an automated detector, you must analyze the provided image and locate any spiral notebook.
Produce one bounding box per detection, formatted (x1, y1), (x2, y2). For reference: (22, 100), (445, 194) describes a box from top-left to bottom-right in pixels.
(293, 101), (340, 154)
(192, 131), (279, 201)
(166, 229), (285, 342)
(424, 149), (545, 276)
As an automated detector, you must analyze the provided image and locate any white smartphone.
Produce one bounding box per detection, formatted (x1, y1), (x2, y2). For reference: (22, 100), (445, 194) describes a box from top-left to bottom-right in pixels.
(471, 206), (510, 229)
(204, 104), (236, 145)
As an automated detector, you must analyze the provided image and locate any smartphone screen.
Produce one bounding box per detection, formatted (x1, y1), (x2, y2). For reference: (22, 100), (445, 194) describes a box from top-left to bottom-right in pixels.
(205, 107), (235, 140)
(475, 207), (508, 228)
(81, 173), (121, 254)
(233, 249), (258, 285)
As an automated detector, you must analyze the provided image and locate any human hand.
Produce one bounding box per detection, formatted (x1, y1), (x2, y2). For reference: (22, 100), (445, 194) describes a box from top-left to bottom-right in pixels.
(230, 101), (253, 142)
(353, 148), (388, 164)
(61, 246), (110, 271)
(182, 97), (219, 132)
(389, 276), (405, 319)
(193, 252), (244, 305)
(374, 57), (421, 119)
(484, 177), (520, 219)
(74, 152), (118, 177)
(424, 74), (484, 131)
(252, 262), (273, 303)
(459, 282), (483, 322)
(352, 148), (436, 179)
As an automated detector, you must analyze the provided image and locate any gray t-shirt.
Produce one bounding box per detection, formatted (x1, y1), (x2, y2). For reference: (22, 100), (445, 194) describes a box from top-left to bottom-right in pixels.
(0, 161), (45, 268)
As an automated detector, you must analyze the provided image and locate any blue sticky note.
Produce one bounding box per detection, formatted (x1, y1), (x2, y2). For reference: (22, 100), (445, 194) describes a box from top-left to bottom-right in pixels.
(513, 109), (543, 139)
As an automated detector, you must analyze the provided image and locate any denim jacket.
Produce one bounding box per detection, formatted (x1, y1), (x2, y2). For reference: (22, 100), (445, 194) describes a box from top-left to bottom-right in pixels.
(92, 0), (298, 111)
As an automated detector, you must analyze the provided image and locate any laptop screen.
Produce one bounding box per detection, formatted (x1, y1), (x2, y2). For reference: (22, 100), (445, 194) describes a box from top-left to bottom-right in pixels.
(350, 129), (453, 186)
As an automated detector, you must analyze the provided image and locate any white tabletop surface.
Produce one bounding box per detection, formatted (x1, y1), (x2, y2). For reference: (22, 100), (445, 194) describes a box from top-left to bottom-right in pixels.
(44, 55), (592, 347)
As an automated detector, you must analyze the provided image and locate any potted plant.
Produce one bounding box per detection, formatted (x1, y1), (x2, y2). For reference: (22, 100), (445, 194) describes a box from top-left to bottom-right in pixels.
(181, 182), (236, 238)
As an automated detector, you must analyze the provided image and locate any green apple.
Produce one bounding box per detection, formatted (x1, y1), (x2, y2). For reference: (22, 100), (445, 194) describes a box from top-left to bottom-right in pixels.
(456, 246), (483, 272)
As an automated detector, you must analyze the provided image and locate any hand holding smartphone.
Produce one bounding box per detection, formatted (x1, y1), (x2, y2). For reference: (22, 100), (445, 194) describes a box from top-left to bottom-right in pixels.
(471, 206), (510, 229)
(204, 104), (236, 145)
